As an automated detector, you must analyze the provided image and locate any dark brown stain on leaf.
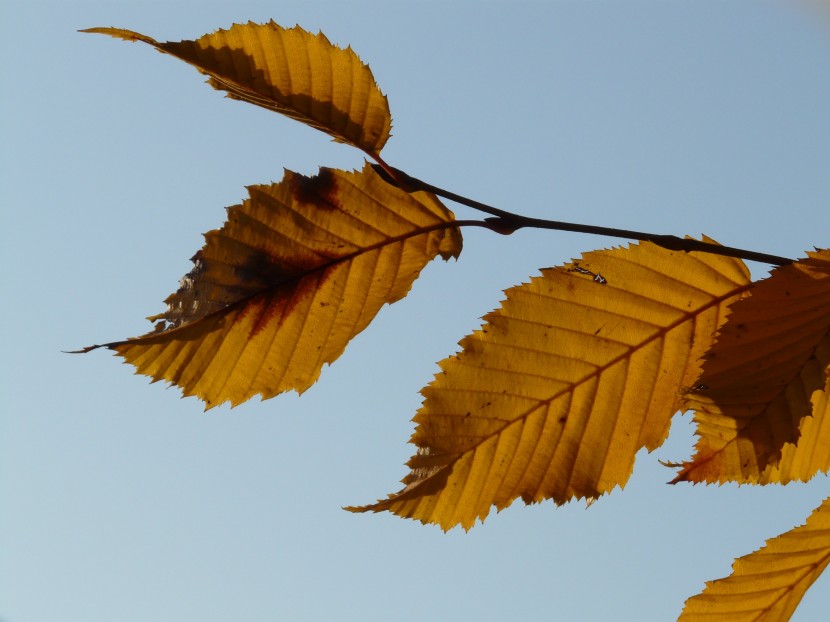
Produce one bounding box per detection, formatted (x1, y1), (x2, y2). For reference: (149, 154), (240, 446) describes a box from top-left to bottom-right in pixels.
(234, 250), (297, 287)
(289, 168), (340, 210)
(244, 265), (335, 339)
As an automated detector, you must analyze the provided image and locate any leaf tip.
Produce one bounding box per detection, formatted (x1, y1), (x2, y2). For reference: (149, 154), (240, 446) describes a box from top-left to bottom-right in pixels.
(79, 27), (157, 46)
(63, 344), (106, 354)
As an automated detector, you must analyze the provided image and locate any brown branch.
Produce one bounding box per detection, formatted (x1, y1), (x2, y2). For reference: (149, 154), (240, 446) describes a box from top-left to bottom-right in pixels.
(371, 164), (795, 266)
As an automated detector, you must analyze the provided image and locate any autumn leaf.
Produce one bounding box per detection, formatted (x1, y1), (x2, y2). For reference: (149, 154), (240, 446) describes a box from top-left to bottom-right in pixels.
(759, 370), (830, 484)
(678, 495), (830, 622)
(673, 250), (830, 484)
(79, 164), (461, 408)
(81, 22), (392, 157)
(348, 242), (751, 530)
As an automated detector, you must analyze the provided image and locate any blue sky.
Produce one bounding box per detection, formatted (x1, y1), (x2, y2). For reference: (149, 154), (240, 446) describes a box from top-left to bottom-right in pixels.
(2, 1), (829, 620)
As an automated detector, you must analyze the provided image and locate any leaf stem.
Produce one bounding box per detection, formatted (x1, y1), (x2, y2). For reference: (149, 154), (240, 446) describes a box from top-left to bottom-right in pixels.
(371, 164), (795, 266)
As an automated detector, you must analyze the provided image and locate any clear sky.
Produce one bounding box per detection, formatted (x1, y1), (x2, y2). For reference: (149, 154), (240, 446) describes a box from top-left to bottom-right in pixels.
(2, 1), (829, 621)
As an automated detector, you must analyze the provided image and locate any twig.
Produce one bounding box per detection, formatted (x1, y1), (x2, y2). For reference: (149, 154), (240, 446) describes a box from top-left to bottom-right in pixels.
(371, 164), (795, 266)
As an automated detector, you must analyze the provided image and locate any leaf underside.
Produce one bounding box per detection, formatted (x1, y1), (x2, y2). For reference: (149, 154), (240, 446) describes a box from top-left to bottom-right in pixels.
(81, 22), (392, 156)
(84, 164), (461, 408)
(679, 495), (830, 622)
(675, 250), (830, 484)
(759, 368), (830, 484)
(349, 241), (752, 530)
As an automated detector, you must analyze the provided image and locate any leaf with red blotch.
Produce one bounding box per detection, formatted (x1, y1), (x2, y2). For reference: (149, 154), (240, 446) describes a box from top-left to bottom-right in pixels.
(78, 164), (461, 408)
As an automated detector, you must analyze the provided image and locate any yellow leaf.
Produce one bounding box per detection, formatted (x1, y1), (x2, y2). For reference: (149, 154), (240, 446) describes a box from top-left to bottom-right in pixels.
(81, 164), (461, 408)
(678, 496), (830, 622)
(348, 242), (751, 530)
(759, 359), (830, 484)
(674, 250), (830, 484)
(81, 22), (392, 157)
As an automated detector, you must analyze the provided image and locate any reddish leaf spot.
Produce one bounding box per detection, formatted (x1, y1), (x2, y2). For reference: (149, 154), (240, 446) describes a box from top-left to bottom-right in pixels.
(242, 266), (335, 339)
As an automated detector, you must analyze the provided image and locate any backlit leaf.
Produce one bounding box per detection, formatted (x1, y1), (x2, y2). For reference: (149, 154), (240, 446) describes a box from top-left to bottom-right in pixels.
(678, 496), (830, 622)
(80, 164), (461, 408)
(673, 250), (830, 484)
(759, 369), (830, 484)
(81, 22), (392, 156)
(348, 242), (751, 530)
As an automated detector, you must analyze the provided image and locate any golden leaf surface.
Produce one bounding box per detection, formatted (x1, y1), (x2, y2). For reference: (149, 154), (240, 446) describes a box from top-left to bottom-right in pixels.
(674, 251), (830, 484)
(348, 242), (751, 530)
(81, 22), (392, 156)
(82, 164), (461, 408)
(760, 368), (829, 484)
(678, 495), (830, 622)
